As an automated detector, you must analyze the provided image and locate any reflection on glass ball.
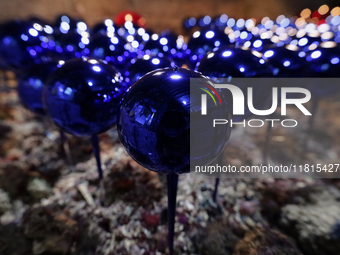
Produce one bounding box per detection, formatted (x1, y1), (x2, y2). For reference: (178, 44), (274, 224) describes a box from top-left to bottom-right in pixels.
(43, 58), (124, 136)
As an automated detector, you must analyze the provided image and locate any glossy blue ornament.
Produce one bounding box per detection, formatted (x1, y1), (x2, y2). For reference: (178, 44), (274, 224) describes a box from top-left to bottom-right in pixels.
(235, 31), (253, 45)
(186, 28), (230, 69)
(196, 46), (272, 121)
(87, 33), (132, 72)
(262, 45), (306, 77)
(17, 61), (59, 115)
(295, 31), (322, 52)
(52, 15), (86, 39)
(0, 52), (8, 70)
(196, 46), (272, 78)
(118, 67), (231, 174)
(124, 55), (173, 87)
(43, 58), (124, 136)
(91, 22), (111, 35)
(91, 19), (119, 36)
(306, 41), (340, 77)
(118, 67), (231, 255)
(248, 37), (275, 52)
(142, 31), (178, 56)
(87, 34), (128, 61)
(213, 14), (229, 29)
(0, 20), (54, 71)
(183, 17), (197, 31)
(198, 16), (212, 28)
(54, 31), (89, 60)
(304, 41), (340, 97)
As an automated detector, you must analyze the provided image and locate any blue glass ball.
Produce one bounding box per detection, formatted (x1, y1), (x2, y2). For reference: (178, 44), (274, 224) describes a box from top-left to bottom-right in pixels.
(235, 31), (253, 45)
(142, 31), (177, 56)
(53, 15), (78, 29)
(124, 55), (173, 87)
(0, 20), (54, 71)
(196, 47), (272, 120)
(297, 31), (322, 50)
(87, 34), (128, 61)
(304, 42), (340, 97)
(187, 28), (230, 69)
(118, 67), (231, 174)
(54, 31), (88, 60)
(305, 42), (340, 77)
(125, 28), (149, 44)
(198, 16), (212, 28)
(248, 37), (275, 52)
(86, 33), (132, 72)
(52, 15), (87, 40)
(262, 45), (306, 77)
(0, 53), (8, 70)
(215, 14), (230, 28)
(43, 58), (124, 136)
(183, 17), (197, 30)
(91, 20), (119, 36)
(17, 61), (59, 115)
(86, 31), (132, 72)
(196, 46), (272, 77)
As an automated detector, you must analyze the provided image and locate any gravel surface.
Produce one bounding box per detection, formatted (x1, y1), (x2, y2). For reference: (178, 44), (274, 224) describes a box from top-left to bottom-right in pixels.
(1, 78), (340, 254)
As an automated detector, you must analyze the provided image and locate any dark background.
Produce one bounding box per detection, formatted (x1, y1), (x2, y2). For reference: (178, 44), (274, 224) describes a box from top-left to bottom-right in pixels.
(0, 0), (338, 33)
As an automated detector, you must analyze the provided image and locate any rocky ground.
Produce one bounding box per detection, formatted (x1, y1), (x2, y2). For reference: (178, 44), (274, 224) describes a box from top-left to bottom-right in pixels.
(1, 76), (340, 255)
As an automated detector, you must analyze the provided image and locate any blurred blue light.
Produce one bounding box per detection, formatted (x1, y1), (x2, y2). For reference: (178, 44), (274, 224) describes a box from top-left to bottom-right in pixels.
(264, 50), (274, 58)
(311, 50), (321, 59)
(205, 31), (215, 39)
(283, 60), (291, 67)
(331, 57), (340, 64)
(92, 66), (101, 72)
(222, 51), (232, 57)
(152, 58), (160, 65)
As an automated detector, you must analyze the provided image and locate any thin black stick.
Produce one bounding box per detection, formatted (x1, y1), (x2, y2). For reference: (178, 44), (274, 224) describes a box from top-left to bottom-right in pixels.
(91, 134), (105, 206)
(212, 178), (220, 202)
(212, 154), (224, 202)
(91, 134), (103, 180)
(167, 173), (179, 255)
